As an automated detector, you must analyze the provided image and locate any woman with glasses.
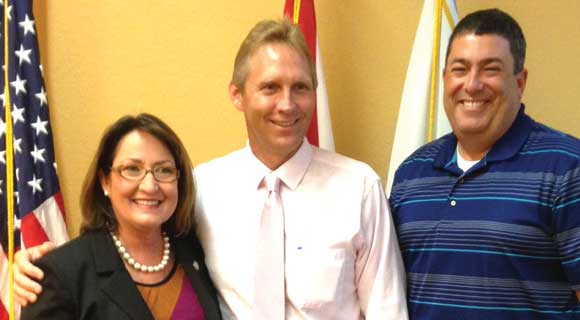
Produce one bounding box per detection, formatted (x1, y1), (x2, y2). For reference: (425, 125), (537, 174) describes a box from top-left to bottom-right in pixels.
(21, 114), (222, 319)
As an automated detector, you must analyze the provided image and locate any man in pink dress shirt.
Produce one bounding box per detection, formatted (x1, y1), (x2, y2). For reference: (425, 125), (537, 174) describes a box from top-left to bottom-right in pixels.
(193, 19), (408, 319)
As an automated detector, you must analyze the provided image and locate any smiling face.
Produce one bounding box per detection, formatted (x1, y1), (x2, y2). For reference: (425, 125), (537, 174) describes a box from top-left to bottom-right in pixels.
(100, 130), (178, 235)
(229, 42), (315, 169)
(443, 33), (527, 152)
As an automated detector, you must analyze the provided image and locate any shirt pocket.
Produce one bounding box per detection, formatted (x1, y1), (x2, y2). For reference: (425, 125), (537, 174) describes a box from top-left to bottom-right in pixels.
(286, 247), (351, 308)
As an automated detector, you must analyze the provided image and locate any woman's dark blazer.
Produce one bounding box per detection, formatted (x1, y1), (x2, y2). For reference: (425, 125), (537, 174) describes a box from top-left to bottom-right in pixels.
(21, 230), (222, 320)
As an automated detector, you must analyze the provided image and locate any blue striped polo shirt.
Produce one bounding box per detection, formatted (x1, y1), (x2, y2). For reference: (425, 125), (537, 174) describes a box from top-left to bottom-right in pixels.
(390, 106), (580, 319)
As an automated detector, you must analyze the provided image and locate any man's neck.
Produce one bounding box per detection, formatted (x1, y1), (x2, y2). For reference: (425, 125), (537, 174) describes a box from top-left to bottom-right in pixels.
(456, 138), (491, 161)
(455, 104), (523, 161)
(455, 119), (515, 161)
(249, 141), (304, 171)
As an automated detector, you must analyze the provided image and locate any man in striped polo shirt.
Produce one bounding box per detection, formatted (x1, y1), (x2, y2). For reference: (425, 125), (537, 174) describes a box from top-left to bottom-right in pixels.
(390, 8), (580, 320)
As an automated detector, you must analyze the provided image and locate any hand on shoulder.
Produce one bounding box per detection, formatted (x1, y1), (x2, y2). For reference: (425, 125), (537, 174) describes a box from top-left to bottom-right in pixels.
(13, 242), (55, 307)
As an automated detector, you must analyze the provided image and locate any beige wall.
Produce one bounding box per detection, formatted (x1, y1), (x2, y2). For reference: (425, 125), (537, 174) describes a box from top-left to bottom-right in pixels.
(34, 1), (580, 237)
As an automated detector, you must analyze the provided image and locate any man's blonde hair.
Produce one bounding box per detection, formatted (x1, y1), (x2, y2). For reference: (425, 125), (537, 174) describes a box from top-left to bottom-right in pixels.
(231, 19), (317, 90)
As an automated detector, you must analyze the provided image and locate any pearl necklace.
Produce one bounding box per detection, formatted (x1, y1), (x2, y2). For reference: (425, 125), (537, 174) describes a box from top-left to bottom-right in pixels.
(110, 231), (171, 273)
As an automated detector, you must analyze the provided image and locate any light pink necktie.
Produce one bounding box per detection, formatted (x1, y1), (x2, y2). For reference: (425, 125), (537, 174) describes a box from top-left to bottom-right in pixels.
(253, 174), (285, 320)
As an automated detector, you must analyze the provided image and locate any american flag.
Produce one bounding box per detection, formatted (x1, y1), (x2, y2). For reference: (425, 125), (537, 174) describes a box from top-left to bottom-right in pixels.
(0, 1), (68, 319)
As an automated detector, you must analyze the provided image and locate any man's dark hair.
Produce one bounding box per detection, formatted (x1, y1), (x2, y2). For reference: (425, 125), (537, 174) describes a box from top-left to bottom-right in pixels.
(445, 8), (526, 74)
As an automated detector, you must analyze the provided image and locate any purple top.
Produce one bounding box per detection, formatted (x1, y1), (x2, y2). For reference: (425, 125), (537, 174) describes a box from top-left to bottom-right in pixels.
(170, 273), (206, 320)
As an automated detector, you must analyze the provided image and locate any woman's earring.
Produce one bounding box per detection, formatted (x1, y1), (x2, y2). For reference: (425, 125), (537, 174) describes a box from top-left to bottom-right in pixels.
(104, 190), (109, 197)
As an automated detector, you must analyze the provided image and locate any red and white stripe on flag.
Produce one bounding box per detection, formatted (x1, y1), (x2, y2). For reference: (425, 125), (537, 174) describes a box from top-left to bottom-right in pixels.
(283, 0), (334, 151)
(0, 195), (67, 318)
(0, 246), (9, 319)
(1, 1), (69, 319)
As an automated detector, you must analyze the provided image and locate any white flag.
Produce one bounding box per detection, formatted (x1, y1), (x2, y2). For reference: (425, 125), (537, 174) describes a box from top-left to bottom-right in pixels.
(386, 0), (458, 195)
(315, 37), (335, 151)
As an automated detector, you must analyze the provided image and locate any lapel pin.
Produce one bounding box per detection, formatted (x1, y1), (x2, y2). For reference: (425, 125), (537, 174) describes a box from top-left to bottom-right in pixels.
(193, 261), (200, 271)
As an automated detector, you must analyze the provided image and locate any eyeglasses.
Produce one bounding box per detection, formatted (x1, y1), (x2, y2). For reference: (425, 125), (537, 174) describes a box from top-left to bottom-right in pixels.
(111, 164), (180, 183)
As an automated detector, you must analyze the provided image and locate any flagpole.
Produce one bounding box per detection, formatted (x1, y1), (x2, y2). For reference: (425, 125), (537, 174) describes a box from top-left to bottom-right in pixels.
(292, 0), (301, 23)
(4, 0), (16, 319)
(428, 0), (443, 142)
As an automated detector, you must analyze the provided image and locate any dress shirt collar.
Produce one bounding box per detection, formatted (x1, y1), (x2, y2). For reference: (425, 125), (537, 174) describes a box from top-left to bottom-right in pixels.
(273, 138), (312, 191)
(243, 138), (313, 191)
(240, 144), (272, 191)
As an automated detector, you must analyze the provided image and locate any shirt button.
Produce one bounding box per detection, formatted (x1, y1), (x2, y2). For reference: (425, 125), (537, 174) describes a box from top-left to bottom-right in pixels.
(450, 200), (457, 207)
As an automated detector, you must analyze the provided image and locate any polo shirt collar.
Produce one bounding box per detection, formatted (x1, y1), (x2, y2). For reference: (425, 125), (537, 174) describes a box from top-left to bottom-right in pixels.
(486, 105), (534, 162)
(433, 104), (534, 169)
